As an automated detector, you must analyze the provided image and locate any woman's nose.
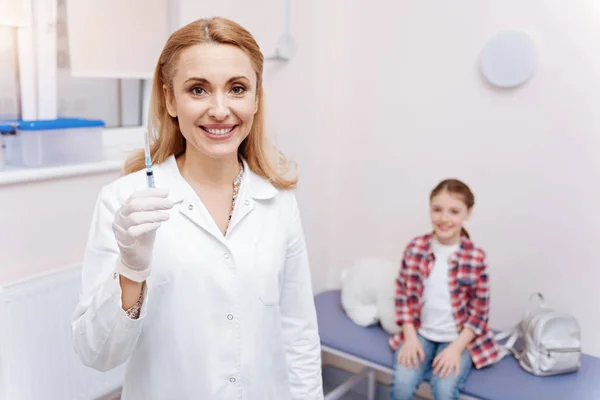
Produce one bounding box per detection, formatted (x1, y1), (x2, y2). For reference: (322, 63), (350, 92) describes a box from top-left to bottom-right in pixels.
(208, 94), (231, 120)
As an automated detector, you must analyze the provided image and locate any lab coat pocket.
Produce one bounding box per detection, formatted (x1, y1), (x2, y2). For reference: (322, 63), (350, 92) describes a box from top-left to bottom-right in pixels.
(255, 246), (286, 306)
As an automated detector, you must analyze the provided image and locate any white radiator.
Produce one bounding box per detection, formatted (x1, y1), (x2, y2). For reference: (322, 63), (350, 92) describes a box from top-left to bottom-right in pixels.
(0, 265), (125, 400)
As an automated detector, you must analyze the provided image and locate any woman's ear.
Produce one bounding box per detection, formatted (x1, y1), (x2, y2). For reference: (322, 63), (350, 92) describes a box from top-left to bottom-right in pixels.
(163, 85), (178, 118)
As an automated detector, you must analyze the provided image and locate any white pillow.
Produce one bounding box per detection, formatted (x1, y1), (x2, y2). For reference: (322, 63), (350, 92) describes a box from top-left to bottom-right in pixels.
(340, 257), (402, 334)
(377, 269), (402, 335)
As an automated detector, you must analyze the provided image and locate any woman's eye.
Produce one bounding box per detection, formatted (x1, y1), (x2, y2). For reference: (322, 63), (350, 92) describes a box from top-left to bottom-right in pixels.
(191, 87), (205, 95)
(231, 86), (246, 95)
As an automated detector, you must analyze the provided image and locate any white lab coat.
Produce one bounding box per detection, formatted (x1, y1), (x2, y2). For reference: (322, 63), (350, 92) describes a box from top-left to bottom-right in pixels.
(72, 155), (323, 400)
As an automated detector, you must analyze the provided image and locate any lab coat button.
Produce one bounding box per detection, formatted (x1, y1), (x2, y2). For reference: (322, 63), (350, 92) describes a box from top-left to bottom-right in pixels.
(188, 204), (193, 211)
(229, 377), (236, 383)
(227, 314), (233, 320)
(224, 253), (230, 259)
(244, 200), (250, 205)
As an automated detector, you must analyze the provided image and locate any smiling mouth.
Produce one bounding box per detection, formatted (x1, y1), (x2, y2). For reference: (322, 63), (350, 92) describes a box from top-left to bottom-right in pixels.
(200, 126), (236, 136)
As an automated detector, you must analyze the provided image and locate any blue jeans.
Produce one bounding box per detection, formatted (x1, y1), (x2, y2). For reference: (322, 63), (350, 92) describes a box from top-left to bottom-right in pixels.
(390, 334), (473, 400)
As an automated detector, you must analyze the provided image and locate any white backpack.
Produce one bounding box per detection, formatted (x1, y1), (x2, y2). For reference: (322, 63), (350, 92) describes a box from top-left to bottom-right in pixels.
(495, 292), (582, 376)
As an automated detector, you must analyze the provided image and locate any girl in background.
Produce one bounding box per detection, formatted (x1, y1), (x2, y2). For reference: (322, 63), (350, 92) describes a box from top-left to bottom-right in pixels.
(389, 179), (499, 400)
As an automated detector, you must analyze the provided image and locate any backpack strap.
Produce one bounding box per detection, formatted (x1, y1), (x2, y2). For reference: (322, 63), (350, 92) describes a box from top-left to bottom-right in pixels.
(493, 292), (546, 364)
(494, 326), (521, 362)
(529, 292), (545, 307)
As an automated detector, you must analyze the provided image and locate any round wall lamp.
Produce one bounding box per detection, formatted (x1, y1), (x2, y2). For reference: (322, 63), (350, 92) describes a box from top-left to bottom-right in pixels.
(480, 30), (537, 88)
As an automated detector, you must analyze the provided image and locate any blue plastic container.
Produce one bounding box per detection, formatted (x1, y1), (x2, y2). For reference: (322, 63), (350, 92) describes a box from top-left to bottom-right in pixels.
(0, 123), (15, 134)
(4, 118), (105, 168)
(0, 122), (15, 168)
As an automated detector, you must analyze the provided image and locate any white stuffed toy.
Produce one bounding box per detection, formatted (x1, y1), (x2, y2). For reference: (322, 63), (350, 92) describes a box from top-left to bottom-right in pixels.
(340, 257), (402, 335)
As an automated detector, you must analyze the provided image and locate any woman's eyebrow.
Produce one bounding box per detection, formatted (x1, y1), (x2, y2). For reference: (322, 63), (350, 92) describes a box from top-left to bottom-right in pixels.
(183, 76), (250, 85)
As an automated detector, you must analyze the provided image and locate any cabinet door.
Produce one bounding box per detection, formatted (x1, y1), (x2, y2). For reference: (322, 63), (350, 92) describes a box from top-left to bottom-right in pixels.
(0, 0), (27, 26)
(65, 0), (169, 78)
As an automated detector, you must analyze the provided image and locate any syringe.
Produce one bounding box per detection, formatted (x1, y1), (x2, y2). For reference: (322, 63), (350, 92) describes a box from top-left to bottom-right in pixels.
(144, 129), (155, 188)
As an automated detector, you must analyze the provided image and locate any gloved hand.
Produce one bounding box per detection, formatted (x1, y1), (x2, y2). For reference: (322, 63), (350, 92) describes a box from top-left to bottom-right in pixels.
(112, 188), (174, 282)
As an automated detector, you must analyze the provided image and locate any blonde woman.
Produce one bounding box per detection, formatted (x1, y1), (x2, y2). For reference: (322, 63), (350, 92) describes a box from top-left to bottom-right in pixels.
(72, 17), (323, 400)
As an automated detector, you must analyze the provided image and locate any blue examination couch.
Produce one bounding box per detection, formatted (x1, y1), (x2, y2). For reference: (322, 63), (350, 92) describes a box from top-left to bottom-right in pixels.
(315, 290), (600, 400)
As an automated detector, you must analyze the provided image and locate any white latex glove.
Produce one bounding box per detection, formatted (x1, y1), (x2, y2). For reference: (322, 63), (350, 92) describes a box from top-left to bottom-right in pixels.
(112, 188), (174, 282)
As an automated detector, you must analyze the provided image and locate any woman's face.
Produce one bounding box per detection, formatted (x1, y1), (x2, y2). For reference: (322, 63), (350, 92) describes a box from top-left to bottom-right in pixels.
(429, 190), (471, 244)
(164, 43), (259, 161)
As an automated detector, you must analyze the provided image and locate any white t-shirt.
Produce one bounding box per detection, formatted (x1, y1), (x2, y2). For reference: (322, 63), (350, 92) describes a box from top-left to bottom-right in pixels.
(418, 239), (460, 343)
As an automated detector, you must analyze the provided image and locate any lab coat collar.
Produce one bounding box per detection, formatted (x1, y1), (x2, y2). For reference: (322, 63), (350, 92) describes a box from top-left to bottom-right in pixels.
(242, 158), (279, 200)
(158, 155), (278, 203)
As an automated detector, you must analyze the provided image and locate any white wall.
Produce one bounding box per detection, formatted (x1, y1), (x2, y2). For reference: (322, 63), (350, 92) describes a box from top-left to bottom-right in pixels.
(261, 0), (338, 295)
(321, 0), (600, 356)
(0, 172), (119, 283)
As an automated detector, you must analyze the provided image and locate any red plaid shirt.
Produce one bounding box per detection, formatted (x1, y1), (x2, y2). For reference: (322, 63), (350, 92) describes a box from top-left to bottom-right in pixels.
(389, 233), (500, 369)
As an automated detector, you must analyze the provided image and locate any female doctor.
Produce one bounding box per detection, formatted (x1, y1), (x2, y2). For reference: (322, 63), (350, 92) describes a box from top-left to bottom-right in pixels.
(72, 17), (323, 400)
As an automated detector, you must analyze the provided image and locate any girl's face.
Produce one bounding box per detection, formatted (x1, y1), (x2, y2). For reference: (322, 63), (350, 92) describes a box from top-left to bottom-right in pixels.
(430, 190), (471, 244)
(164, 43), (259, 162)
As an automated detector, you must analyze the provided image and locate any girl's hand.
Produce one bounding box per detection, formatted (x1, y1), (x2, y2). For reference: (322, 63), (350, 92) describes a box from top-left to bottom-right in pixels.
(432, 343), (462, 378)
(397, 336), (425, 369)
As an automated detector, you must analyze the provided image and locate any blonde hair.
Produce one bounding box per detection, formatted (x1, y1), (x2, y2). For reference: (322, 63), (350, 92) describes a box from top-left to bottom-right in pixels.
(123, 17), (297, 189)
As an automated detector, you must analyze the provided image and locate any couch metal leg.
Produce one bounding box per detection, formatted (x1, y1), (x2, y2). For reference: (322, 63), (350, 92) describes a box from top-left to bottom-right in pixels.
(324, 367), (375, 400)
(367, 369), (376, 400)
